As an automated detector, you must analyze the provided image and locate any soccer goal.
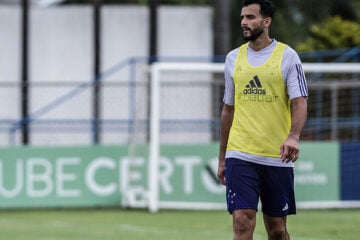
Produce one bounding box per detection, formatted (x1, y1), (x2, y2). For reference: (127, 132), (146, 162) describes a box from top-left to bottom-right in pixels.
(147, 62), (360, 212)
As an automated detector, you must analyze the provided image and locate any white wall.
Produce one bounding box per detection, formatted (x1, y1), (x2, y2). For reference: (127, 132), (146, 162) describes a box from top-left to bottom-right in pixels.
(0, 5), (214, 146)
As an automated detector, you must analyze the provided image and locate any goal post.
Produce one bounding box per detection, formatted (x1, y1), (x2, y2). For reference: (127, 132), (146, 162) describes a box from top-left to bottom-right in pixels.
(148, 63), (224, 212)
(147, 62), (360, 213)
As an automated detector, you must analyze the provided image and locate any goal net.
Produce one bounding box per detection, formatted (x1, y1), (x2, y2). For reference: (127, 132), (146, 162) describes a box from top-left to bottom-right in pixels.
(145, 62), (360, 212)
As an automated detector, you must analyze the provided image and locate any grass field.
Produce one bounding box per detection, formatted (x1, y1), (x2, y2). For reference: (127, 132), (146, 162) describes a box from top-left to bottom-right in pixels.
(0, 208), (359, 240)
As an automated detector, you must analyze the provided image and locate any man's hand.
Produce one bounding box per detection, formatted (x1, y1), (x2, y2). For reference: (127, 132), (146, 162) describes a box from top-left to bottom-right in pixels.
(280, 135), (299, 163)
(217, 159), (226, 185)
(280, 97), (307, 163)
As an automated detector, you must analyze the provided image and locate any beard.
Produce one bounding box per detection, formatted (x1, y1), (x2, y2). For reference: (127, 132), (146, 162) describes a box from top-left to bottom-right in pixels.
(242, 27), (264, 41)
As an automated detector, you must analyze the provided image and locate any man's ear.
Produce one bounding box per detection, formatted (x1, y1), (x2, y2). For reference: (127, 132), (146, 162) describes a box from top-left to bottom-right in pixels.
(263, 17), (272, 28)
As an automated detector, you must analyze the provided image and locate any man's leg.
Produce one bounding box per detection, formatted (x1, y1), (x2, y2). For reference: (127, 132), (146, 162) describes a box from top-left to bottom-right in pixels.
(232, 209), (257, 240)
(263, 214), (290, 240)
(260, 166), (295, 240)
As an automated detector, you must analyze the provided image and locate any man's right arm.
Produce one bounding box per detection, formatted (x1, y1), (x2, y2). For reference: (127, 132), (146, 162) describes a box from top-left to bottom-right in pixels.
(217, 103), (234, 185)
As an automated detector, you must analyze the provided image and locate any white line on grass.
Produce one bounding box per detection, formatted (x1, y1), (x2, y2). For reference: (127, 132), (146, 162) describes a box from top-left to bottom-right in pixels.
(119, 223), (230, 238)
(120, 224), (335, 240)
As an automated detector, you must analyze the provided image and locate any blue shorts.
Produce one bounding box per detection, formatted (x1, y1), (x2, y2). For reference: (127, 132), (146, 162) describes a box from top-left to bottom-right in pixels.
(225, 158), (296, 217)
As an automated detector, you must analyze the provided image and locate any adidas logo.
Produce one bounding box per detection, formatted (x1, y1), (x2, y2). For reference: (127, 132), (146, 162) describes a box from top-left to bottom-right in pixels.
(238, 75), (278, 102)
(243, 75), (266, 95)
(282, 203), (289, 211)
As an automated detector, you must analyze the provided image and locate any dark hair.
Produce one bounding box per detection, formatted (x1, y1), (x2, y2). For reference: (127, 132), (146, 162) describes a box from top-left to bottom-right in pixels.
(242, 0), (276, 19)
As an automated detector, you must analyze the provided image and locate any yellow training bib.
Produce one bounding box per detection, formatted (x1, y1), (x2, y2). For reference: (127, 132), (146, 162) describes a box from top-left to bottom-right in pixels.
(227, 42), (290, 157)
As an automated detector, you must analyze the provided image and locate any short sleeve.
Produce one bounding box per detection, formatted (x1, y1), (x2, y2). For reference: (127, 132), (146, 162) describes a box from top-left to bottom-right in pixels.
(282, 47), (308, 100)
(223, 48), (238, 105)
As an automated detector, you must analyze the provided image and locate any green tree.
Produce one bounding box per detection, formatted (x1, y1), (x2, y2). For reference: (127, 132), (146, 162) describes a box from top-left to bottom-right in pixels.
(297, 16), (360, 51)
(231, 0), (359, 49)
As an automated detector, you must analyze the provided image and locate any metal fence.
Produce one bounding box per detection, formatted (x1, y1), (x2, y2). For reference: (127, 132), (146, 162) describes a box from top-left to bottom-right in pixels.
(1, 47), (360, 147)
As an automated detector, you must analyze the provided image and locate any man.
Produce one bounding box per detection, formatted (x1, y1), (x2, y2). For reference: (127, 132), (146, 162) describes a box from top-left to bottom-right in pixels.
(217, 0), (308, 239)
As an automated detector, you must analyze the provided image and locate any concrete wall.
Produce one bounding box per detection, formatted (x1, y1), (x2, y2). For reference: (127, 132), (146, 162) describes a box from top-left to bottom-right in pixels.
(0, 5), (214, 146)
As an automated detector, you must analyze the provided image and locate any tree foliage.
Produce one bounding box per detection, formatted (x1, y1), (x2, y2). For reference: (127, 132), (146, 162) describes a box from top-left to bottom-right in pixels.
(229, 0), (359, 49)
(296, 16), (360, 51)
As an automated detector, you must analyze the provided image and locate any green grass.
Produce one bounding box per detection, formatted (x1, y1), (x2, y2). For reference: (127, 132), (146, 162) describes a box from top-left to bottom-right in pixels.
(0, 208), (359, 240)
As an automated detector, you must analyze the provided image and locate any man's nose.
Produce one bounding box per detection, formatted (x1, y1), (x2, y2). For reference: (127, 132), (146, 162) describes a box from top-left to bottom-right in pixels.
(241, 18), (247, 26)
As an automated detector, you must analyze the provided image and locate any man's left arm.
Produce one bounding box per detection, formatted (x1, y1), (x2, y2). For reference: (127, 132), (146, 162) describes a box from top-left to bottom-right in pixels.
(280, 96), (308, 162)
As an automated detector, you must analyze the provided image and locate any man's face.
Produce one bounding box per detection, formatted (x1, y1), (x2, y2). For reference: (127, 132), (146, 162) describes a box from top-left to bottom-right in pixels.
(240, 4), (267, 41)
